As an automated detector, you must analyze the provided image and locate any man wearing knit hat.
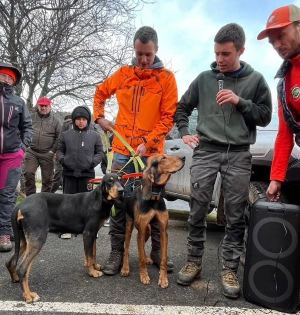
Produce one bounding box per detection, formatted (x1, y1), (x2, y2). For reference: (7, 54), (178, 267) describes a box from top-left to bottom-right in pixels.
(24, 96), (62, 196)
(257, 5), (300, 201)
(0, 61), (32, 252)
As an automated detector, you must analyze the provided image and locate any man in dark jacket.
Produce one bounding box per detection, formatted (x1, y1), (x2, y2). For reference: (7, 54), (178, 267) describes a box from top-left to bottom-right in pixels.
(175, 23), (272, 299)
(24, 97), (62, 196)
(0, 61), (33, 252)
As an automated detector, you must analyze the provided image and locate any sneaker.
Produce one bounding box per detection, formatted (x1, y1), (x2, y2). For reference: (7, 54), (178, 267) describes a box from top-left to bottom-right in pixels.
(177, 260), (202, 286)
(0, 235), (12, 252)
(60, 233), (72, 239)
(150, 250), (174, 272)
(221, 266), (240, 299)
(102, 250), (123, 275)
(104, 218), (110, 227)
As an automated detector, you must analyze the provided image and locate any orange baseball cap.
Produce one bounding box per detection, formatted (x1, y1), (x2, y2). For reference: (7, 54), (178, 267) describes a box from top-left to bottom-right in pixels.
(257, 4), (300, 40)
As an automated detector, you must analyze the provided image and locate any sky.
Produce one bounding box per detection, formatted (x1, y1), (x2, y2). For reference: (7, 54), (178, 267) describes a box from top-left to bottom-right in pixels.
(133, 0), (300, 108)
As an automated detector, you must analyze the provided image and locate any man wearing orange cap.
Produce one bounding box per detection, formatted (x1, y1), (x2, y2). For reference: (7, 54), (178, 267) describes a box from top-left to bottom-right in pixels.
(257, 5), (300, 201)
(0, 61), (33, 252)
(24, 96), (62, 196)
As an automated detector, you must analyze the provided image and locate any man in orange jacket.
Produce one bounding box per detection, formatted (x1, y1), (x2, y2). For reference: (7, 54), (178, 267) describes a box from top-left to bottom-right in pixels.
(93, 26), (178, 275)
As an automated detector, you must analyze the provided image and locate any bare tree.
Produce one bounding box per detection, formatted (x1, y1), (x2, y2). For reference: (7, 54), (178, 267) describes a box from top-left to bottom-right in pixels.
(0, 0), (151, 115)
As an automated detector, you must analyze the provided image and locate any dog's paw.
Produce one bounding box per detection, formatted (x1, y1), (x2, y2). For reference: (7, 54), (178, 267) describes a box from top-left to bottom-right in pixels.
(146, 256), (153, 265)
(158, 276), (168, 289)
(120, 267), (130, 277)
(140, 273), (150, 285)
(24, 292), (40, 304)
(89, 270), (103, 277)
(94, 263), (101, 271)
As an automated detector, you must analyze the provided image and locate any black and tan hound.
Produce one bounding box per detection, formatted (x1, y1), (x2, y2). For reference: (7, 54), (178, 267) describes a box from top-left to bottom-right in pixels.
(120, 154), (185, 288)
(6, 173), (123, 303)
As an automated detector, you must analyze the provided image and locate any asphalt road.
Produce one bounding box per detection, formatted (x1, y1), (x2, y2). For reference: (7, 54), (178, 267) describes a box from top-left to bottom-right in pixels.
(0, 212), (298, 315)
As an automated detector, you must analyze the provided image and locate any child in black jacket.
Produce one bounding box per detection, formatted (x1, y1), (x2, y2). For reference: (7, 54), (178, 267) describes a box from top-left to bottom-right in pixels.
(56, 106), (105, 194)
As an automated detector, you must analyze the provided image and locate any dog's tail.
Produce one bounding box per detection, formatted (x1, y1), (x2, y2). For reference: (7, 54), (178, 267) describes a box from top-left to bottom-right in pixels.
(11, 209), (22, 267)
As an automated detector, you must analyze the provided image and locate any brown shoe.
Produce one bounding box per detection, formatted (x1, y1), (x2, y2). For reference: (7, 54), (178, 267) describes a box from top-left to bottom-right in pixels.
(177, 260), (202, 286)
(221, 266), (240, 299)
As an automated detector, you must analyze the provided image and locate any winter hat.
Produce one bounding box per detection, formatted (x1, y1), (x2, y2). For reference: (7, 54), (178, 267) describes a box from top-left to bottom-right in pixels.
(36, 97), (51, 106)
(257, 4), (300, 40)
(72, 106), (90, 121)
(0, 68), (17, 83)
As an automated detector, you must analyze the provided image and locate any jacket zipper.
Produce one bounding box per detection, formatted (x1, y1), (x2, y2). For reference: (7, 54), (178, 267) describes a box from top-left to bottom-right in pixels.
(130, 84), (143, 146)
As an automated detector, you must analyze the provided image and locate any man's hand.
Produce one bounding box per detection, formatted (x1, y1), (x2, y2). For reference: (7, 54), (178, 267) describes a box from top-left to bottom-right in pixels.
(266, 180), (282, 202)
(216, 89), (239, 106)
(182, 134), (199, 149)
(135, 143), (146, 157)
(96, 118), (113, 132)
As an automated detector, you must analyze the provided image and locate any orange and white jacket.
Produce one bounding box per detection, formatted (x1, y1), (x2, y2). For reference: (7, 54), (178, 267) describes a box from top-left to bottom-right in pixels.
(93, 57), (178, 156)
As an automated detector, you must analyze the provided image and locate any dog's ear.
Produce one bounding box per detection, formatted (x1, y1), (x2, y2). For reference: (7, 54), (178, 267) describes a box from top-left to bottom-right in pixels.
(141, 167), (154, 200)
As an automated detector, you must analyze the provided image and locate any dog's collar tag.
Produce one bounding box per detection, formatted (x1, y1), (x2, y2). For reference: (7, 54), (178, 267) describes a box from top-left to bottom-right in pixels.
(150, 192), (161, 200)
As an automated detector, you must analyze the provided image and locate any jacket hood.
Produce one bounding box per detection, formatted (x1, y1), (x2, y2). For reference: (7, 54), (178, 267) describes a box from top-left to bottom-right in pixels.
(131, 55), (164, 69)
(0, 61), (22, 85)
(210, 60), (254, 78)
(71, 106), (91, 130)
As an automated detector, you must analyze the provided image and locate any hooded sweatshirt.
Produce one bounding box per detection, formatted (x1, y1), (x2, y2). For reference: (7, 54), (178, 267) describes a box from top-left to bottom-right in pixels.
(175, 61), (272, 151)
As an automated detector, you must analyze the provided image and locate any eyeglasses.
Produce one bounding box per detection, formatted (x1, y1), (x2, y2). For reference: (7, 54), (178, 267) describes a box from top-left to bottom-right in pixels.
(0, 73), (15, 84)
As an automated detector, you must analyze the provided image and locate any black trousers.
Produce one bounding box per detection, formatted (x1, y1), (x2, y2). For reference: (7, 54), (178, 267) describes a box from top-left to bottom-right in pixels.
(63, 176), (93, 194)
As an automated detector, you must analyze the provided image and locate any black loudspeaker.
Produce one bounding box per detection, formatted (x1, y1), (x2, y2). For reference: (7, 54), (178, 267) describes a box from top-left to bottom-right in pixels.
(243, 201), (300, 313)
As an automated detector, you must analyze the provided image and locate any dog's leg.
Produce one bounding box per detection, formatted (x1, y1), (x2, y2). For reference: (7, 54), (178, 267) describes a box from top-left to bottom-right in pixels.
(6, 236), (27, 283)
(136, 219), (151, 285)
(17, 236), (45, 303)
(157, 211), (169, 289)
(83, 234), (103, 277)
(92, 237), (102, 271)
(145, 224), (153, 265)
(121, 217), (134, 277)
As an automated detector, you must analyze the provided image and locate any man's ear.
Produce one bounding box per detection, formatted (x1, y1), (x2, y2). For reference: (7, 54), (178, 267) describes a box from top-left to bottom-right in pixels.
(238, 47), (245, 56)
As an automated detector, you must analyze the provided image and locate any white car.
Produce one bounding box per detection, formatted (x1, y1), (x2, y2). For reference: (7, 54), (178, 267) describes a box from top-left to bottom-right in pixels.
(164, 112), (300, 211)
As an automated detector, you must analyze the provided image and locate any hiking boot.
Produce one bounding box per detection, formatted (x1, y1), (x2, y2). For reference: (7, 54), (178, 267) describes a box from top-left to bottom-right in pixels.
(0, 235), (12, 252)
(150, 250), (174, 272)
(221, 266), (240, 299)
(177, 260), (202, 286)
(102, 250), (123, 275)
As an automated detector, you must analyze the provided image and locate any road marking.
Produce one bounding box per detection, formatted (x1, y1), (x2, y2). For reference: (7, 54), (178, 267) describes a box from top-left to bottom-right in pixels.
(0, 301), (291, 314)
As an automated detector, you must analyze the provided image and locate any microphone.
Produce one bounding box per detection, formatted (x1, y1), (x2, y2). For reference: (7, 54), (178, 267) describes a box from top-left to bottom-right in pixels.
(216, 73), (225, 91)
